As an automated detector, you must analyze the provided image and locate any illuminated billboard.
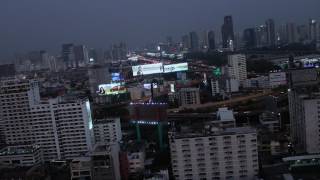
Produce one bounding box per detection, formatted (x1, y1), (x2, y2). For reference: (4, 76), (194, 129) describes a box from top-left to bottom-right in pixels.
(144, 83), (158, 90)
(98, 83), (127, 95)
(132, 63), (163, 76)
(132, 63), (188, 76)
(143, 83), (151, 90)
(112, 73), (122, 81)
(163, 63), (188, 73)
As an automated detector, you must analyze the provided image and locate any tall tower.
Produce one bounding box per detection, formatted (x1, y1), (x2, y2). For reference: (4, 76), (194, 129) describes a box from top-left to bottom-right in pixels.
(221, 16), (235, 48)
(266, 19), (276, 46)
(62, 43), (75, 68)
(208, 30), (216, 50)
(189, 31), (199, 52)
(243, 28), (256, 49)
(286, 23), (297, 44)
(309, 19), (318, 42)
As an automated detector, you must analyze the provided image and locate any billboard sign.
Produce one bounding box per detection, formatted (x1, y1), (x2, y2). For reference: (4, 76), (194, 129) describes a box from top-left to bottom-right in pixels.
(112, 73), (122, 81)
(132, 63), (188, 76)
(132, 63), (163, 76)
(98, 83), (127, 95)
(163, 63), (188, 73)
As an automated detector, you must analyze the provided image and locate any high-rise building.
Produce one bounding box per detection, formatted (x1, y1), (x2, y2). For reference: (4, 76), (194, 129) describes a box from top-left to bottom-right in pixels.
(169, 127), (259, 180)
(288, 68), (320, 154)
(286, 23), (297, 44)
(277, 24), (288, 44)
(89, 48), (99, 63)
(243, 28), (256, 49)
(189, 31), (199, 52)
(200, 31), (209, 50)
(208, 30), (216, 50)
(0, 78), (94, 161)
(309, 19), (318, 42)
(62, 43), (75, 68)
(182, 34), (190, 51)
(255, 25), (268, 47)
(221, 16), (235, 48)
(74, 45), (89, 67)
(111, 43), (127, 61)
(265, 19), (276, 46)
(227, 54), (247, 85)
(297, 25), (309, 43)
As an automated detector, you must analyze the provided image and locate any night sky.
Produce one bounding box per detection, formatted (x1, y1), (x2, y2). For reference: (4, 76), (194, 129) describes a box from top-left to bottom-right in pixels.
(0, 0), (319, 61)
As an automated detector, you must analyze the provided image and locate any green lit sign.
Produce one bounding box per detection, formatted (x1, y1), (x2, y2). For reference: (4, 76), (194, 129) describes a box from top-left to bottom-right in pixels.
(213, 68), (222, 76)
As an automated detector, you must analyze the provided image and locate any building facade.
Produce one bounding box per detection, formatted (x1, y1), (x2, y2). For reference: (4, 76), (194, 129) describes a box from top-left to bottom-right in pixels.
(169, 127), (259, 180)
(0, 78), (94, 161)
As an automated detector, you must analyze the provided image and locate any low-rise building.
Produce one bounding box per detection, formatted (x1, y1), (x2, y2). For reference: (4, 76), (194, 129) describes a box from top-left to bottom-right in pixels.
(0, 145), (43, 167)
(70, 157), (92, 180)
(94, 118), (122, 145)
(259, 111), (281, 133)
(269, 71), (287, 88)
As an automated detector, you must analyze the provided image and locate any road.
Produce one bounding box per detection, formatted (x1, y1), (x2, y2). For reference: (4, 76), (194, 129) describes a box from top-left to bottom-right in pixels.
(168, 90), (272, 112)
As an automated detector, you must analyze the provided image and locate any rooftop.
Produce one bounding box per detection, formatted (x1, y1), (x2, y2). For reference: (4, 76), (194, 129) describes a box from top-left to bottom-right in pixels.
(172, 127), (256, 139)
(0, 145), (40, 156)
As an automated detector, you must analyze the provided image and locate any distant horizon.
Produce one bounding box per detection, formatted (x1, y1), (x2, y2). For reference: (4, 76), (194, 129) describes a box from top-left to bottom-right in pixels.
(0, 0), (319, 62)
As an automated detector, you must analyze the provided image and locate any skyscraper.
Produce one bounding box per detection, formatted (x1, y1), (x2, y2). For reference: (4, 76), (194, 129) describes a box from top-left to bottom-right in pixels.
(255, 25), (268, 47)
(182, 34), (190, 51)
(200, 31), (209, 50)
(265, 19), (276, 46)
(286, 23), (298, 44)
(243, 28), (256, 49)
(221, 16), (235, 48)
(309, 19), (318, 42)
(189, 31), (199, 52)
(297, 25), (309, 43)
(74, 45), (89, 67)
(208, 30), (216, 50)
(62, 43), (75, 68)
(111, 43), (127, 61)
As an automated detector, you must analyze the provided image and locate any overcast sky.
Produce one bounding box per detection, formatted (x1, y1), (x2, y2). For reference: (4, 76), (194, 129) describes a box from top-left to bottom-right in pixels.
(0, 0), (319, 61)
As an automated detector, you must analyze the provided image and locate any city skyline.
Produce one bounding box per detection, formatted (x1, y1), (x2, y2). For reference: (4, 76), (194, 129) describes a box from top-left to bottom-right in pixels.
(0, 0), (319, 60)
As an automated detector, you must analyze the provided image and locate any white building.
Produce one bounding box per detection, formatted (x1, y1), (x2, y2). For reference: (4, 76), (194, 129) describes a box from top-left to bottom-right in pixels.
(269, 72), (287, 88)
(169, 127), (259, 180)
(289, 92), (320, 154)
(211, 79), (220, 96)
(227, 54), (247, 85)
(94, 118), (122, 145)
(0, 145), (43, 167)
(179, 88), (201, 107)
(244, 76), (269, 89)
(211, 78), (239, 97)
(0, 78), (94, 161)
